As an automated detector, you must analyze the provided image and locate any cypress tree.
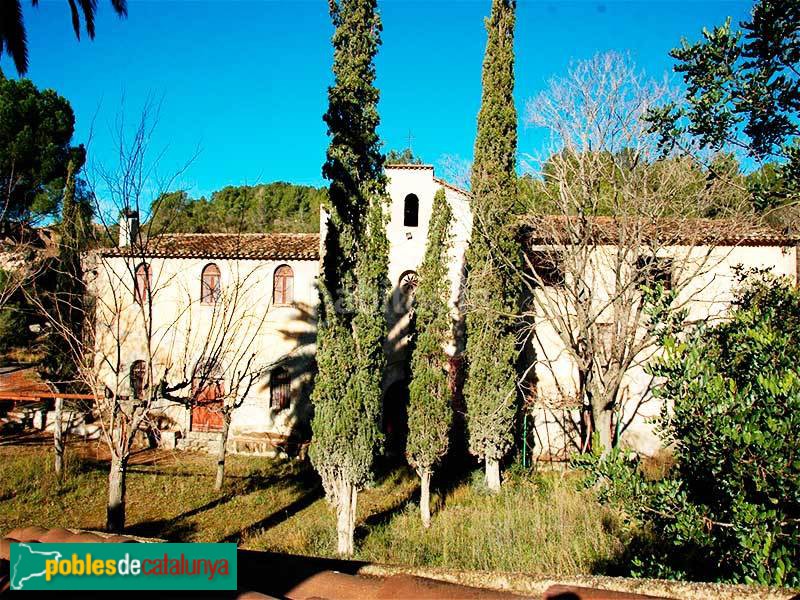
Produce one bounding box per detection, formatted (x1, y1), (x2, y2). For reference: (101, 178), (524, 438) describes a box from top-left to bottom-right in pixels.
(463, 0), (519, 493)
(44, 150), (91, 383)
(310, 0), (389, 556)
(407, 188), (454, 528)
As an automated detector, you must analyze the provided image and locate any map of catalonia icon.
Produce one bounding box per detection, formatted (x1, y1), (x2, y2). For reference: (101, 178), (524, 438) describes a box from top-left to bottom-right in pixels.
(11, 543), (63, 590)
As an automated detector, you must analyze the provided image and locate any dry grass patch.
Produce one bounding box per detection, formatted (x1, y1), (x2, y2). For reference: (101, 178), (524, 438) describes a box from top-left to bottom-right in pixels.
(356, 469), (623, 575)
(0, 443), (623, 578)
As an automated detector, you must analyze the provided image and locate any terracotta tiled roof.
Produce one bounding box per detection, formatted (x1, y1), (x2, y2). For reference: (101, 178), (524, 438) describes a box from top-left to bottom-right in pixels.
(2, 527), (139, 548)
(1, 527), (656, 598)
(522, 216), (800, 247)
(433, 176), (472, 198)
(385, 163), (434, 170)
(99, 233), (319, 260)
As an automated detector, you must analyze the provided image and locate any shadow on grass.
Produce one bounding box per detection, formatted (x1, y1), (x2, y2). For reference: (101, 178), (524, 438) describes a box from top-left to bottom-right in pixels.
(221, 463), (323, 543)
(431, 454), (479, 510)
(124, 494), (239, 540)
(122, 457), (325, 543)
(353, 450), (477, 543)
(125, 519), (201, 542)
(0, 427), (52, 446)
(125, 459), (320, 541)
(354, 463), (417, 543)
(589, 525), (718, 580)
(220, 484), (324, 544)
(71, 456), (108, 475)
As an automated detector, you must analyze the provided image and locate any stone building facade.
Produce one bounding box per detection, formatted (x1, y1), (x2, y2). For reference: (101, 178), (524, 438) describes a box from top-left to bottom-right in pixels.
(90, 165), (798, 459)
(90, 165), (471, 455)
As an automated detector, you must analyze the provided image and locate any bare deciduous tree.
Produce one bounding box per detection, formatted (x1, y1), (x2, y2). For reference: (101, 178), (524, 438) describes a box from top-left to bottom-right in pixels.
(519, 52), (752, 454)
(158, 264), (270, 491)
(437, 154), (472, 192)
(29, 101), (269, 528)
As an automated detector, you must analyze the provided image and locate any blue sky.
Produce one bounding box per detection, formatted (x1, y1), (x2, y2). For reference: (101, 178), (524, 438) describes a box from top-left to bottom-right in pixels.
(2, 0), (751, 199)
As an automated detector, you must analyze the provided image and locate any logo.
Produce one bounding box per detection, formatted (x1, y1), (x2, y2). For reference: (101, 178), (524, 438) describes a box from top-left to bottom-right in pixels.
(10, 543), (237, 590)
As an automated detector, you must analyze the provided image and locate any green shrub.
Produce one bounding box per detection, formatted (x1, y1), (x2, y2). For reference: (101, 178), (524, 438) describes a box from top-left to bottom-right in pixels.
(577, 272), (800, 586)
(0, 302), (27, 352)
(0, 269), (33, 353)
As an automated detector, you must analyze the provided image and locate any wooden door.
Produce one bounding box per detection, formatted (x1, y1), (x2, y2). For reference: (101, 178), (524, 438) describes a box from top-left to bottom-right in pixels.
(191, 380), (224, 432)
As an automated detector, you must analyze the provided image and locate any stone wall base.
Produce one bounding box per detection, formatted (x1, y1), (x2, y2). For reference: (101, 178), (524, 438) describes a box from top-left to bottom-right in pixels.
(173, 430), (287, 458)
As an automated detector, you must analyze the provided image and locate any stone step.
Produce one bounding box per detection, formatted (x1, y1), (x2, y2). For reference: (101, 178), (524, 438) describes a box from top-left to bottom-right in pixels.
(185, 431), (222, 440)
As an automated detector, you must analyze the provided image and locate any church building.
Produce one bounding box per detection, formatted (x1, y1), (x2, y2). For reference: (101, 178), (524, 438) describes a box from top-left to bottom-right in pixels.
(90, 164), (798, 460)
(90, 165), (471, 455)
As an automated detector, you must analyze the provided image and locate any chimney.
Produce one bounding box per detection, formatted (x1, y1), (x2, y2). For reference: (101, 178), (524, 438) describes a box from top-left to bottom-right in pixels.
(118, 209), (139, 248)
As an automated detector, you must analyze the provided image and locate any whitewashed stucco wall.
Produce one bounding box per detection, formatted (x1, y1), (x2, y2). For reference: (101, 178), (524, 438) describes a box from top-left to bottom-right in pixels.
(529, 243), (798, 459)
(91, 254), (318, 439)
(90, 168), (797, 462)
(383, 166), (472, 389)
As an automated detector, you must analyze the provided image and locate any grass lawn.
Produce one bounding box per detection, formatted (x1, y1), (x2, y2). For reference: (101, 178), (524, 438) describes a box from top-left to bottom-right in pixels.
(0, 440), (624, 576)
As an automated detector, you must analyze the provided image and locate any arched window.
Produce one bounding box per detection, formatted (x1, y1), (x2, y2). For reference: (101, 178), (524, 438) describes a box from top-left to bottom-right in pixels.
(403, 194), (419, 227)
(273, 265), (294, 305)
(130, 360), (147, 400)
(201, 263), (221, 305)
(270, 367), (291, 411)
(134, 263), (151, 304)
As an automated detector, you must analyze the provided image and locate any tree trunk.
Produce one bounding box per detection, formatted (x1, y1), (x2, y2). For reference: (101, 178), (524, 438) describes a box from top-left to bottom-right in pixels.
(580, 406), (593, 453)
(485, 458), (501, 493)
(420, 468), (432, 528)
(593, 405), (613, 454)
(53, 397), (64, 478)
(107, 454), (128, 532)
(214, 414), (231, 491)
(336, 478), (357, 556)
(579, 368), (593, 452)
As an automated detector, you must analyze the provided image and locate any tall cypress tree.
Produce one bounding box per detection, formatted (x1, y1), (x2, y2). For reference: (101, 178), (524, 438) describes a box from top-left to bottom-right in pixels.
(463, 0), (519, 493)
(44, 149), (91, 383)
(407, 187), (454, 528)
(310, 0), (389, 556)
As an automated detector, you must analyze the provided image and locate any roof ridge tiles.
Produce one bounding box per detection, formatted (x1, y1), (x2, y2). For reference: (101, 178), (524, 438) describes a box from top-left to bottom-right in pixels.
(99, 232), (320, 260)
(385, 163), (434, 169)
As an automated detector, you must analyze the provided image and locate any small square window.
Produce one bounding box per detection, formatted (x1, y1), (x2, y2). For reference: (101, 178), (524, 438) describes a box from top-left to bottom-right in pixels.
(636, 256), (673, 291)
(530, 251), (565, 287)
